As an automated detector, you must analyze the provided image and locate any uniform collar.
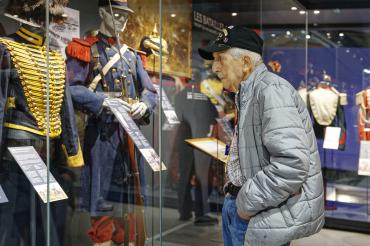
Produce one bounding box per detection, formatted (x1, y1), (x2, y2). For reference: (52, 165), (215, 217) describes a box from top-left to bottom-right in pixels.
(97, 32), (117, 46)
(15, 26), (45, 46)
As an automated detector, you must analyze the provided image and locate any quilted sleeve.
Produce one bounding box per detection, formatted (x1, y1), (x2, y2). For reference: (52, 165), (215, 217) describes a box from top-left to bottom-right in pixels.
(236, 83), (310, 216)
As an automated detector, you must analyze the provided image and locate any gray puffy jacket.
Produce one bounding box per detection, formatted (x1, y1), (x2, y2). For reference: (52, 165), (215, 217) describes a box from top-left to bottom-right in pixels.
(235, 64), (325, 246)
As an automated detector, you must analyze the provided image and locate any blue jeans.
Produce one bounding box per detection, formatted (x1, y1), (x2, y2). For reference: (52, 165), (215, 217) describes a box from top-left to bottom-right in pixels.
(222, 195), (290, 246)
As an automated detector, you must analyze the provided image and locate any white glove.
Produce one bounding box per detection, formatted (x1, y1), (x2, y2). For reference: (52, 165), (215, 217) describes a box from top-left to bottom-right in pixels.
(102, 98), (131, 112)
(130, 102), (148, 119)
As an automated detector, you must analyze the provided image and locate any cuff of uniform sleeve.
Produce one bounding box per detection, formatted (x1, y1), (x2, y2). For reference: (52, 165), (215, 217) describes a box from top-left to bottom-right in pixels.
(62, 140), (84, 168)
(94, 95), (107, 116)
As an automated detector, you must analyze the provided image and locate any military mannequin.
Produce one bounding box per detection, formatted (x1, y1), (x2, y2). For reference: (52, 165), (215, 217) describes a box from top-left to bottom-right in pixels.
(0, 0), (82, 245)
(66, 0), (157, 244)
(307, 74), (347, 150)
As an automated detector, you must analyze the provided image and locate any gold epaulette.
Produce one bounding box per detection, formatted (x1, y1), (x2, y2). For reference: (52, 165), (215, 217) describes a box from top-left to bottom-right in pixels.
(0, 38), (66, 138)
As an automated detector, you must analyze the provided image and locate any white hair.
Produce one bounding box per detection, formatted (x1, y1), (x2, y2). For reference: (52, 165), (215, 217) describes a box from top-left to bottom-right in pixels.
(227, 47), (262, 67)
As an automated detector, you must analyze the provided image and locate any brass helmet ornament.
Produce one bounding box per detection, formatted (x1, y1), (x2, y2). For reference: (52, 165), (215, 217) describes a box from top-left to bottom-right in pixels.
(140, 23), (169, 57)
(5, 0), (69, 25)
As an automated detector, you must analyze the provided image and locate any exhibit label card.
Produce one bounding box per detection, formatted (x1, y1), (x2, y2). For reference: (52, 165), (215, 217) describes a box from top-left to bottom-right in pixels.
(323, 127), (341, 150)
(105, 99), (167, 172)
(0, 185), (8, 204)
(153, 84), (180, 125)
(8, 147), (68, 203)
(358, 140), (370, 176)
(185, 137), (228, 163)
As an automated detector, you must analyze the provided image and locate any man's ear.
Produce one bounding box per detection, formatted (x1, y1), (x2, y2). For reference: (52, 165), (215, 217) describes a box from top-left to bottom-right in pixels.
(243, 55), (252, 67)
(242, 55), (253, 79)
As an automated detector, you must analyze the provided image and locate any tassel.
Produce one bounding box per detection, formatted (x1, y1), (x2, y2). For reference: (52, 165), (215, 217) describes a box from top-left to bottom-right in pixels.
(66, 38), (92, 63)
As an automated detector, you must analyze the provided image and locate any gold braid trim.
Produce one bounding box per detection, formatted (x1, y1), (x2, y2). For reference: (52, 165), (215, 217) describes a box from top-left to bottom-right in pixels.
(0, 38), (66, 138)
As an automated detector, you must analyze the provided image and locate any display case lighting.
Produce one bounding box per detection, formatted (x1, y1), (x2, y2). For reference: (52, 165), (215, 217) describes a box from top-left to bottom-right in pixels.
(299, 10), (306, 15)
(171, 13), (176, 18)
(339, 33), (344, 37)
(313, 10), (320, 15)
(306, 34), (311, 39)
(286, 30), (291, 35)
(271, 33), (276, 37)
(232, 12), (238, 17)
(363, 68), (370, 74)
(291, 7), (298, 11)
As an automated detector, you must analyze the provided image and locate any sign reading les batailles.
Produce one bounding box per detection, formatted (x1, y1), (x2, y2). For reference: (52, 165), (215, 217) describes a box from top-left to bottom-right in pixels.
(193, 11), (225, 35)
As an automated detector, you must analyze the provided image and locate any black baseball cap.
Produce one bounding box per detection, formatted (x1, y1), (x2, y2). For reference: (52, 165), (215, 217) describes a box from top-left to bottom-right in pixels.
(198, 25), (264, 60)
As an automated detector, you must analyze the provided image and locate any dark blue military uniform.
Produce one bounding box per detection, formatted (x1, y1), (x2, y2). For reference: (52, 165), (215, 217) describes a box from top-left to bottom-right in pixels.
(66, 33), (157, 215)
(0, 26), (82, 246)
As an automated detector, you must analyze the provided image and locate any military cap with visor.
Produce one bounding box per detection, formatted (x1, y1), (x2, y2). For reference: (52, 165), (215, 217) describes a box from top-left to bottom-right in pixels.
(98, 0), (134, 13)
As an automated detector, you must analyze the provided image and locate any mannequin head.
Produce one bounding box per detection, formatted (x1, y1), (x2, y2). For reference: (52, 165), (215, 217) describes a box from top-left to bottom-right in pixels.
(99, 7), (129, 37)
(97, 0), (133, 37)
(4, 0), (69, 27)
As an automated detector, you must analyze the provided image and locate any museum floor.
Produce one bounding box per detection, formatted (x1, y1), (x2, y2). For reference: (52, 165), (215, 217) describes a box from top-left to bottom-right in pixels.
(145, 208), (370, 246)
(66, 205), (370, 246)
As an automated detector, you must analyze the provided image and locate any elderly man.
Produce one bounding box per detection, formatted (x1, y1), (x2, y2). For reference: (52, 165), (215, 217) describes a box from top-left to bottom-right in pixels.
(199, 26), (325, 246)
